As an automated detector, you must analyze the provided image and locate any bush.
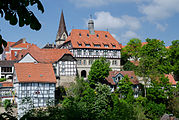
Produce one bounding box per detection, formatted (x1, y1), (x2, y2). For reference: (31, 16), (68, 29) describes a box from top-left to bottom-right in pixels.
(3, 99), (11, 111)
(0, 78), (6, 82)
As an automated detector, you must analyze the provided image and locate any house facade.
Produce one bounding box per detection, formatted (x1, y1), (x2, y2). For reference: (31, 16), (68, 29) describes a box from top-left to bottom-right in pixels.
(0, 82), (14, 103)
(58, 16), (122, 78)
(13, 63), (56, 118)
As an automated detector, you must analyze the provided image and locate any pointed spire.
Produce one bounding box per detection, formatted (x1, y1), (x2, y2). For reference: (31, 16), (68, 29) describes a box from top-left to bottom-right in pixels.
(56, 10), (68, 41)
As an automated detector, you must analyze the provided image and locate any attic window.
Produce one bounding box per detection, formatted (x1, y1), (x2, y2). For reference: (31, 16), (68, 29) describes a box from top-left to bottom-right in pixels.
(104, 45), (109, 48)
(78, 44), (82, 47)
(94, 44), (101, 47)
(87, 34), (89, 37)
(79, 33), (81, 36)
(96, 34), (99, 37)
(28, 75), (31, 77)
(112, 45), (116, 48)
(85, 44), (90, 47)
(105, 35), (108, 38)
(40, 74), (43, 77)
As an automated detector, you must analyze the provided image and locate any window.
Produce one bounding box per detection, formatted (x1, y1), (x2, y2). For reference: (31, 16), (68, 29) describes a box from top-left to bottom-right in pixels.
(112, 60), (117, 65)
(79, 33), (81, 36)
(105, 35), (108, 38)
(89, 50), (93, 55)
(96, 50), (99, 55)
(113, 51), (117, 56)
(104, 45), (109, 48)
(85, 44), (90, 47)
(112, 45), (116, 48)
(78, 60), (82, 65)
(94, 44), (100, 47)
(107, 60), (111, 65)
(96, 34), (99, 37)
(1, 67), (12, 72)
(83, 60), (86, 65)
(87, 34), (89, 37)
(78, 44), (82, 46)
(89, 60), (93, 65)
(77, 50), (82, 55)
(104, 50), (107, 56)
(14, 51), (17, 56)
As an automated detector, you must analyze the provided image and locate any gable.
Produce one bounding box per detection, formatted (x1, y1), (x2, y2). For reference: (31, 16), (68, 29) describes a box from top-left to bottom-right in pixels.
(59, 54), (76, 61)
(18, 53), (38, 63)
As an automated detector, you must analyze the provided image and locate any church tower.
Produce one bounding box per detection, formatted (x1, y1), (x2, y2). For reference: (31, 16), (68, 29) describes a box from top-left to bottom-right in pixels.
(55, 11), (68, 46)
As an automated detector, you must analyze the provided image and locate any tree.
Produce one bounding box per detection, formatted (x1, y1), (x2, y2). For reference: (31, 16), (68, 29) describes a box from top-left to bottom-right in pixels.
(169, 40), (179, 80)
(0, 0), (44, 53)
(88, 57), (111, 88)
(137, 38), (170, 96)
(123, 61), (137, 71)
(125, 38), (142, 61)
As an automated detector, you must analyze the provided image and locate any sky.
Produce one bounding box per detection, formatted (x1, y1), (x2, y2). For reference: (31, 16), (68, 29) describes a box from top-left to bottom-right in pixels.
(1, 0), (179, 47)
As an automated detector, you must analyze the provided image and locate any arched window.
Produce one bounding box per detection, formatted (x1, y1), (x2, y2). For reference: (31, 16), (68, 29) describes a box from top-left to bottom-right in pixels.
(81, 70), (87, 78)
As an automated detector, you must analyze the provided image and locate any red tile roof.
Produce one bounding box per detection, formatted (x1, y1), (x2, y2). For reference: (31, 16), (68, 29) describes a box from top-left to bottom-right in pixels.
(164, 74), (176, 85)
(17, 45), (72, 63)
(65, 29), (122, 50)
(14, 63), (56, 83)
(5, 42), (16, 52)
(0, 82), (13, 87)
(106, 71), (139, 85)
(130, 60), (139, 66)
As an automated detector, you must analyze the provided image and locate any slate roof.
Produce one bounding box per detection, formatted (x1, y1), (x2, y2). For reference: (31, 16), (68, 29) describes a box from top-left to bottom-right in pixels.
(56, 11), (68, 41)
(0, 60), (17, 67)
(106, 71), (139, 85)
(64, 29), (122, 50)
(14, 63), (56, 83)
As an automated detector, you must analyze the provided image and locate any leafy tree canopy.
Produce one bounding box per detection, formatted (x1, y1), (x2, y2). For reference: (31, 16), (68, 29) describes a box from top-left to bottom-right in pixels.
(88, 57), (112, 88)
(0, 0), (44, 54)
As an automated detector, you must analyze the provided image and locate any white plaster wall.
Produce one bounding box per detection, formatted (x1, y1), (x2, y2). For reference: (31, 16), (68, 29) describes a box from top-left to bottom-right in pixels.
(18, 54), (37, 63)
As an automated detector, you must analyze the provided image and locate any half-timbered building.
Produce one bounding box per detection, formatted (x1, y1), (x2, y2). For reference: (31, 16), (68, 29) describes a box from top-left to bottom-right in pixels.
(17, 45), (77, 87)
(13, 63), (56, 118)
(59, 18), (122, 78)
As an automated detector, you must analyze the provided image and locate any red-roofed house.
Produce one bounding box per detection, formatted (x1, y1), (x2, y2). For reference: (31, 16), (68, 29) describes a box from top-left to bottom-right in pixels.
(106, 71), (139, 97)
(4, 38), (32, 60)
(165, 74), (177, 86)
(13, 63), (56, 117)
(17, 46), (77, 87)
(59, 17), (122, 78)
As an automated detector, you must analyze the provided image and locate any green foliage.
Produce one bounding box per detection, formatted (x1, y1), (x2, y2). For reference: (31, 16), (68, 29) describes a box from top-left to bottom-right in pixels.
(117, 75), (134, 102)
(121, 47), (130, 65)
(125, 38), (142, 61)
(0, 78), (6, 82)
(88, 57), (111, 88)
(3, 99), (11, 111)
(144, 101), (166, 120)
(123, 61), (137, 71)
(169, 40), (179, 75)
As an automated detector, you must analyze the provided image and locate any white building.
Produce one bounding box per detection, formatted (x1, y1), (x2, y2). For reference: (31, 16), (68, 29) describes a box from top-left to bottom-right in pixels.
(13, 63), (56, 118)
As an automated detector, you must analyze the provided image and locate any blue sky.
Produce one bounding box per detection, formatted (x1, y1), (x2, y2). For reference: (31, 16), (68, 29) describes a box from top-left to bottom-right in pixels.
(1, 0), (179, 47)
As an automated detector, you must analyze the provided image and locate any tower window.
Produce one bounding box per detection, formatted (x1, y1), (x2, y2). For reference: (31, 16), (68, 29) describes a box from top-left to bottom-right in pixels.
(105, 35), (108, 38)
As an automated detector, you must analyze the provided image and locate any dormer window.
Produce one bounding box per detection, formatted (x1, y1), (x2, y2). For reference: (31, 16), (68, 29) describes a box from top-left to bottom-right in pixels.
(94, 44), (101, 47)
(96, 34), (99, 37)
(85, 44), (90, 47)
(112, 45), (116, 48)
(105, 35), (108, 38)
(104, 45), (109, 48)
(78, 44), (82, 46)
(79, 33), (81, 36)
(87, 34), (89, 37)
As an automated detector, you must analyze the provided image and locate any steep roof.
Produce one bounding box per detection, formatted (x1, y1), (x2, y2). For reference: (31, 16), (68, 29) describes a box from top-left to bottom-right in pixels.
(5, 42), (16, 52)
(106, 71), (139, 85)
(17, 45), (72, 63)
(164, 74), (176, 85)
(56, 11), (68, 41)
(14, 63), (56, 83)
(64, 29), (122, 50)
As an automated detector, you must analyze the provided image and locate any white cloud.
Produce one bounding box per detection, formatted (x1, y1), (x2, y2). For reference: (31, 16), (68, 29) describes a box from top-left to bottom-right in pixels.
(92, 11), (141, 31)
(156, 23), (168, 31)
(139, 0), (179, 21)
(69, 0), (148, 7)
(121, 31), (140, 40)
